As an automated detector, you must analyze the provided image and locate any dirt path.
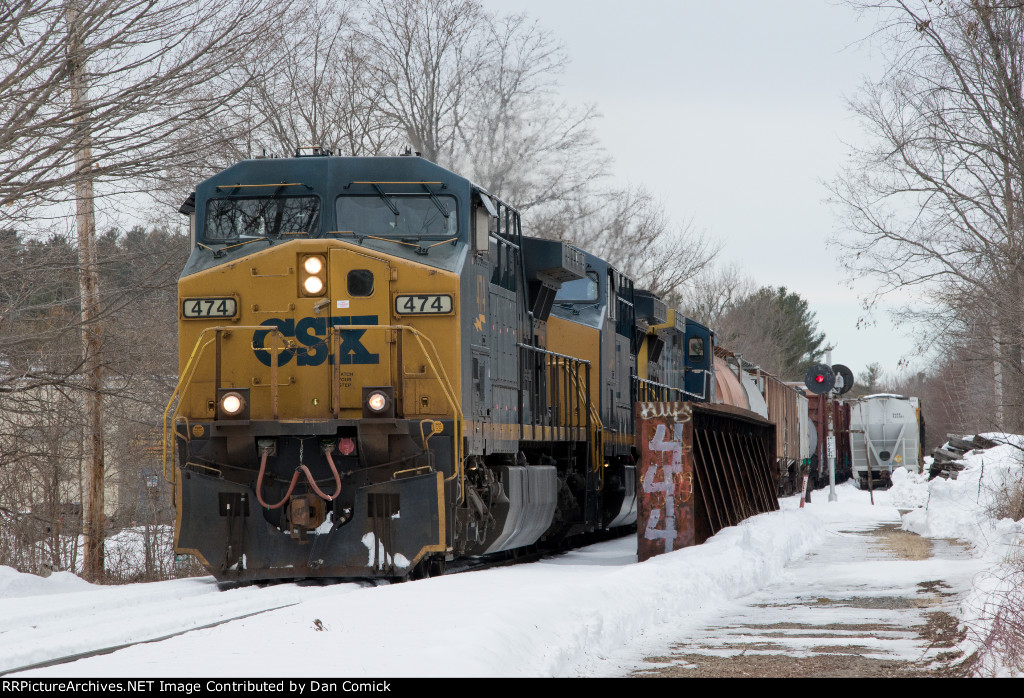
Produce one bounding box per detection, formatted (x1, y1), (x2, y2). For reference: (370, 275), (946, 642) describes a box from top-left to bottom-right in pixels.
(630, 523), (979, 678)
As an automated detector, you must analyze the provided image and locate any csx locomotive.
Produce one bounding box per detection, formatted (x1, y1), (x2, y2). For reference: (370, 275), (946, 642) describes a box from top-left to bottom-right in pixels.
(168, 152), (714, 581)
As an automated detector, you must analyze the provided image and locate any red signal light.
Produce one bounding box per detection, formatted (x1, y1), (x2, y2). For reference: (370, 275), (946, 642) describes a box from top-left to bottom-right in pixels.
(804, 364), (835, 394)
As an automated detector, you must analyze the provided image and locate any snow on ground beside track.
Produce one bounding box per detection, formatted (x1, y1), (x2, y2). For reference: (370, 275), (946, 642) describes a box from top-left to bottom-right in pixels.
(6, 504), (828, 677)
(0, 572), (357, 675)
(894, 437), (1024, 559)
(5, 451), (1023, 678)
(891, 435), (1024, 676)
(0, 567), (92, 597)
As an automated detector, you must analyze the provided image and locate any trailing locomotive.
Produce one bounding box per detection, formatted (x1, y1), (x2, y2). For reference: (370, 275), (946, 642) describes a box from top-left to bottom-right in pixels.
(166, 153), (714, 582)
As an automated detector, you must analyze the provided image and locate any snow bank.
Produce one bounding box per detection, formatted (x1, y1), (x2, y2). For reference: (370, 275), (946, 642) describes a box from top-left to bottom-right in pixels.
(7, 501), (842, 678)
(0, 566), (93, 598)
(891, 436), (1024, 676)
(896, 441), (1023, 558)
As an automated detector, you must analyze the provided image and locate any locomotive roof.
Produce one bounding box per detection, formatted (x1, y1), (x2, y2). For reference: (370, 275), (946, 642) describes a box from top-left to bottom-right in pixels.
(198, 154), (477, 198)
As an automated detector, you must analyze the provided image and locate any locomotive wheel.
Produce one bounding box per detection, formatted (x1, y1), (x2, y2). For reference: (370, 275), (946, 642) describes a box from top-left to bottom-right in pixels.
(428, 557), (447, 577)
(409, 556), (446, 580)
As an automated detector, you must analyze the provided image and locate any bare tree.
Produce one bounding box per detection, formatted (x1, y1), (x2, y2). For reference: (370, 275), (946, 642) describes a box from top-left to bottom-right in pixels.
(0, 226), (186, 579)
(2, 0), (290, 579)
(355, 0), (487, 164)
(349, 0), (610, 199)
(532, 186), (720, 305)
(1, 0), (290, 221)
(65, 0), (105, 580)
(677, 262), (757, 329)
(454, 12), (608, 211)
(832, 0), (1024, 430)
(211, 0), (401, 161)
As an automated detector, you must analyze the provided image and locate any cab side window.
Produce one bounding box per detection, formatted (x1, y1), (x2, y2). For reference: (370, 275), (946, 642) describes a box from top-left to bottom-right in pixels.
(688, 337), (705, 363)
(348, 269), (374, 296)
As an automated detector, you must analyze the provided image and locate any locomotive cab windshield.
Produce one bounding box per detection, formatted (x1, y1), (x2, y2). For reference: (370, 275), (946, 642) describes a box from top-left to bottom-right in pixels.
(554, 270), (599, 303)
(204, 192), (321, 242)
(334, 192), (458, 241)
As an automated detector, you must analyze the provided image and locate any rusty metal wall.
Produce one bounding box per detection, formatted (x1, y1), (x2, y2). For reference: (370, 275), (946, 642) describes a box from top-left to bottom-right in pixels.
(637, 402), (778, 562)
(636, 403), (696, 562)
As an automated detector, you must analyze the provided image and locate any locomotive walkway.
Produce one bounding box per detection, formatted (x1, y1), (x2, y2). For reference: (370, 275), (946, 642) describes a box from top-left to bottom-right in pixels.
(629, 517), (984, 678)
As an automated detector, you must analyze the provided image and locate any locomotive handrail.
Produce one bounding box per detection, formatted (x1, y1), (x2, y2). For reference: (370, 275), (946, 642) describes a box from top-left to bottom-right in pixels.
(163, 333), (216, 485)
(633, 375), (685, 403)
(408, 324), (466, 501)
(162, 326), (289, 485)
(326, 323), (464, 502)
(571, 366), (604, 476)
(515, 342), (603, 475)
(632, 372), (708, 403)
(516, 344), (595, 432)
(515, 343), (591, 367)
(163, 324), (466, 504)
(556, 355), (603, 476)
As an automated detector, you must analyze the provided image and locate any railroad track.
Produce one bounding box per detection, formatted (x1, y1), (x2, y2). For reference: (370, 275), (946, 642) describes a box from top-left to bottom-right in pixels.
(2, 529), (634, 675)
(1, 603), (300, 676)
(0, 578), (359, 676)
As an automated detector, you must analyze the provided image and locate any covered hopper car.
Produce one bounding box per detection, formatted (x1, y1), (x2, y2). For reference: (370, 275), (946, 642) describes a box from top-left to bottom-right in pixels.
(849, 394), (924, 488)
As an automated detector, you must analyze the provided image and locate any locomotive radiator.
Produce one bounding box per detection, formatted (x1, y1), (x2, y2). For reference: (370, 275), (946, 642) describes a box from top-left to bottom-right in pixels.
(636, 402), (779, 562)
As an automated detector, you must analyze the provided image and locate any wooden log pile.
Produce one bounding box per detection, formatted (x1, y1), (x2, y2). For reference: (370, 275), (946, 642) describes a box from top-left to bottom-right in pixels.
(929, 434), (999, 480)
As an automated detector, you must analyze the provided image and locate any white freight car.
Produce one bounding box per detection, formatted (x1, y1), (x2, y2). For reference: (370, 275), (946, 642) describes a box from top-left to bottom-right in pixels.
(849, 394), (923, 488)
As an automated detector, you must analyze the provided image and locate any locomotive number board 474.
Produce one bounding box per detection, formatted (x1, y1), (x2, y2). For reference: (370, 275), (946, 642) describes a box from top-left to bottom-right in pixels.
(182, 297), (237, 319)
(394, 294), (453, 315)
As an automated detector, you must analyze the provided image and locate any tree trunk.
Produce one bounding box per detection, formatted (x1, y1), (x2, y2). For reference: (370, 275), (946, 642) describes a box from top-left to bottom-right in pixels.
(67, 0), (105, 582)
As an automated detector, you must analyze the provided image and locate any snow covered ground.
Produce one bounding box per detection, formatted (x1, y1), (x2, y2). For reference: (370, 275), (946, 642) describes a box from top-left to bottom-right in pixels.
(894, 435), (1024, 677)
(4, 438), (1022, 678)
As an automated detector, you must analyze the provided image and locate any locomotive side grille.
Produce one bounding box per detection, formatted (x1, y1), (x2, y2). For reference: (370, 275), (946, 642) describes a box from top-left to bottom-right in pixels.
(367, 492), (400, 517)
(368, 493), (400, 574)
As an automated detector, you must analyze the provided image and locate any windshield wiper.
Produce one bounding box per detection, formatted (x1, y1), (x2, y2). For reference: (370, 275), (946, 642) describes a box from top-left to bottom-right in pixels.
(372, 184), (399, 216)
(422, 183), (450, 219)
(197, 236), (272, 259)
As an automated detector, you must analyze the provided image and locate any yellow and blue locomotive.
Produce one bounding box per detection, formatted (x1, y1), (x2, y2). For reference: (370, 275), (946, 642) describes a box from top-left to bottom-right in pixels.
(167, 152), (714, 581)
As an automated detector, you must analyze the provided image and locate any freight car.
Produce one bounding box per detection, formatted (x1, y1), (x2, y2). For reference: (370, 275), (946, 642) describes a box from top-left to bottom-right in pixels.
(165, 153), (721, 582)
(849, 394), (924, 488)
(709, 348), (812, 496)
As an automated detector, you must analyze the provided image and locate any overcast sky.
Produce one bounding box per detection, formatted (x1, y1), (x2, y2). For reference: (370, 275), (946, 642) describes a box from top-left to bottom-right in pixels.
(482, 0), (919, 380)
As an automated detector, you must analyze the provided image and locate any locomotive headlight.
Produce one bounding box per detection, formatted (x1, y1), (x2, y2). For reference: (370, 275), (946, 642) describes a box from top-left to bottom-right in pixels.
(303, 276), (325, 295)
(221, 392), (245, 415)
(300, 255), (327, 297)
(216, 388), (250, 420)
(367, 391), (388, 412)
(361, 386), (395, 418)
(303, 256), (323, 275)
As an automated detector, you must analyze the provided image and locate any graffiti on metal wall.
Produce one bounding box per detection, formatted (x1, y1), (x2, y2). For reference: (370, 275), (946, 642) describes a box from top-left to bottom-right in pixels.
(643, 422), (683, 551)
(637, 403), (695, 562)
(639, 402), (691, 421)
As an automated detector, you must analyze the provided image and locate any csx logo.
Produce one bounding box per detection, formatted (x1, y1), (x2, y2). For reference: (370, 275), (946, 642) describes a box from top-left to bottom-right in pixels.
(252, 316), (378, 366)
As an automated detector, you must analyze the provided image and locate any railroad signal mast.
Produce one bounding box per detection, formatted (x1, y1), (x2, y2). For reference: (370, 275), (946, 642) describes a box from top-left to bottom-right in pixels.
(803, 360), (854, 502)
